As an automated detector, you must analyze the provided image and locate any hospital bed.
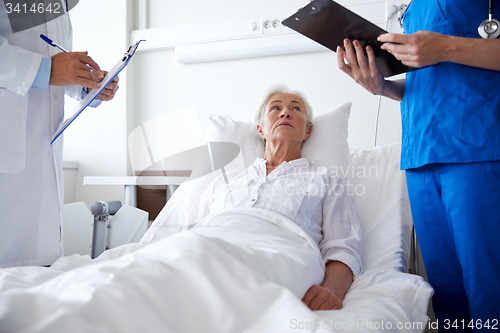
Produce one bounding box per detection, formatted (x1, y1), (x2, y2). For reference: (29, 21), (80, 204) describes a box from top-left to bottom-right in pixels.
(62, 200), (149, 259)
(0, 102), (433, 333)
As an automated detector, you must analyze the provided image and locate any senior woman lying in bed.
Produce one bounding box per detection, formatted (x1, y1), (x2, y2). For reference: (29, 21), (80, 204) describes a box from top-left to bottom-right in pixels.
(187, 85), (363, 311)
(0, 86), (363, 331)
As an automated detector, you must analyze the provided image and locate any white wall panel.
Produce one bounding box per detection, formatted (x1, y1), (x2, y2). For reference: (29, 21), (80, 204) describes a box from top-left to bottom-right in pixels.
(130, 0), (406, 157)
(62, 0), (129, 207)
(64, 0), (408, 208)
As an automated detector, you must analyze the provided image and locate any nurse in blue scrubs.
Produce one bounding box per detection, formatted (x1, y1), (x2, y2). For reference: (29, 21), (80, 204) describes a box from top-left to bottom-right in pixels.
(337, 0), (500, 331)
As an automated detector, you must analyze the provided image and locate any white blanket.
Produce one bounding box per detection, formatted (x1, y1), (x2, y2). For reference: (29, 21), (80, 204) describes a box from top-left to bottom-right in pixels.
(0, 207), (432, 333)
(0, 144), (434, 333)
(0, 208), (325, 333)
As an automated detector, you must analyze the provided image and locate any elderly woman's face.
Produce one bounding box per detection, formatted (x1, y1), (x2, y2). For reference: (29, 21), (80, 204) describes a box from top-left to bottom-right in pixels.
(257, 93), (311, 146)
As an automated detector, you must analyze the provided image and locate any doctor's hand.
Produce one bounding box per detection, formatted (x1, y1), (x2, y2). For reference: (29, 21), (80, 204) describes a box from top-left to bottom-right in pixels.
(49, 51), (101, 89)
(337, 38), (386, 96)
(302, 285), (343, 310)
(378, 30), (447, 68)
(88, 70), (120, 102)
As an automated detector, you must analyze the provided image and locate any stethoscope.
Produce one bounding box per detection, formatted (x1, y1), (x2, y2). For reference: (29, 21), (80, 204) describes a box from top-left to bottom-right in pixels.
(479, 0), (500, 38)
(399, 0), (499, 39)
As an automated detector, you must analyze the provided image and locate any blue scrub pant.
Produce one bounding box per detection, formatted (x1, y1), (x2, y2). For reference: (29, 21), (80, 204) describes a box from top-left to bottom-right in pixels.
(405, 161), (500, 332)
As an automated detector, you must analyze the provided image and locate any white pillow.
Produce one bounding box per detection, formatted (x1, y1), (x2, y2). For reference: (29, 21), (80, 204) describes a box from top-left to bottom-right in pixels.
(205, 102), (352, 172)
(141, 103), (353, 244)
(205, 115), (264, 168)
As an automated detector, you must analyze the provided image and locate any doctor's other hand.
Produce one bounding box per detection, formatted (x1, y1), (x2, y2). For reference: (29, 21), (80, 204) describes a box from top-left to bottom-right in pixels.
(49, 51), (101, 89)
(336, 38), (386, 96)
(378, 30), (446, 68)
(302, 285), (343, 310)
(89, 70), (119, 102)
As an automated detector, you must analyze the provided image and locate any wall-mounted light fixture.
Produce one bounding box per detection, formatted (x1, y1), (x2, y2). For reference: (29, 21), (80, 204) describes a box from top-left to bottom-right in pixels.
(175, 33), (326, 64)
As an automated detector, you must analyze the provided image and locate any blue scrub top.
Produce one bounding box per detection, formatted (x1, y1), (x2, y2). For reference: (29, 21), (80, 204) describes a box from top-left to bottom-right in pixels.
(400, 0), (500, 170)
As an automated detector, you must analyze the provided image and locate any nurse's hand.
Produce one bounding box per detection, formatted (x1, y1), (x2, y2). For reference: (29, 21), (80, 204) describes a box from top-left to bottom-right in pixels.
(378, 31), (447, 68)
(49, 51), (101, 89)
(302, 285), (343, 310)
(337, 38), (386, 96)
(88, 70), (120, 102)
(337, 38), (405, 102)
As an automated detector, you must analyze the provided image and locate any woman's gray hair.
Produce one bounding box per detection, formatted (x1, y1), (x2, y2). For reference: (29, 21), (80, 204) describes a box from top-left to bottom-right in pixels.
(255, 84), (314, 128)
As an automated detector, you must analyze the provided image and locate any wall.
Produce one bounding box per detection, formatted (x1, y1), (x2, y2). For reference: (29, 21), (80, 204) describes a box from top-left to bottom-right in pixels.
(128, 0), (407, 178)
(64, 0), (408, 207)
(62, 0), (131, 207)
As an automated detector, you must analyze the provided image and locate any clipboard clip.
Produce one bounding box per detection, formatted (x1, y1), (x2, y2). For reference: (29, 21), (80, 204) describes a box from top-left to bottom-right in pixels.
(122, 40), (146, 61)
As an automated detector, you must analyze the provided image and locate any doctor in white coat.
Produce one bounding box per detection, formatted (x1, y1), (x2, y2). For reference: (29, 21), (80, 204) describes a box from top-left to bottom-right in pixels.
(0, 1), (119, 267)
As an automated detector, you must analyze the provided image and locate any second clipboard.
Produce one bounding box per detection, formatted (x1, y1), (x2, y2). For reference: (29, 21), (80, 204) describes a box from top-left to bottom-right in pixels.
(282, 0), (413, 77)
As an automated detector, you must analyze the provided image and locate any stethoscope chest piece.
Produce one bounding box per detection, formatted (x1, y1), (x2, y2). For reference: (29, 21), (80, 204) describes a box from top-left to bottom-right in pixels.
(479, 17), (500, 38)
(479, 0), (500, 38)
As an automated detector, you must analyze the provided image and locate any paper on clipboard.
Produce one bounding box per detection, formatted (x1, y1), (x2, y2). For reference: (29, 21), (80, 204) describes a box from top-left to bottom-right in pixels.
(51, 40), (145, 144)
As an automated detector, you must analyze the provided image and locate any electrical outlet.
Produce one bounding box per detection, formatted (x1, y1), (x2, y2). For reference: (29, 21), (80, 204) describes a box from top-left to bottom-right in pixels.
(262, 17), (282, 34)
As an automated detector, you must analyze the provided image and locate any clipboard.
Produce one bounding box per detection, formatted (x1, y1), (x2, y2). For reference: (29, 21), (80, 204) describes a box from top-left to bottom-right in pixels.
(51, 40), (145, 144)
(282, 0), (413, 77)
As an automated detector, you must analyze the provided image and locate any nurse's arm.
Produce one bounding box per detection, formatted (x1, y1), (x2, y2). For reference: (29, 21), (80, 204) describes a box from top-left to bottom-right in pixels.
(379, 31), (500, 72)
(49, 51), (101, 89)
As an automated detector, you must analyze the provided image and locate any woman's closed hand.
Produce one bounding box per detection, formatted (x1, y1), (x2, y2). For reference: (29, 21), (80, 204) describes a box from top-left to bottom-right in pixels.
(302, 284), (343, 310)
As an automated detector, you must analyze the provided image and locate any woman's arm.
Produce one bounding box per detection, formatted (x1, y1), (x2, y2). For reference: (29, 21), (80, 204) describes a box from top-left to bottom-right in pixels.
(302, 260), (353, 310)
(379, 31), (500, 71)
(304, 175), (362, 310)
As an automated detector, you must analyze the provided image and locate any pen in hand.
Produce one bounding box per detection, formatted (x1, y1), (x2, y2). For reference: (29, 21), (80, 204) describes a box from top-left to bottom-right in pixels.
(40, 34), (95, 71)
(40, 34), (69, 53)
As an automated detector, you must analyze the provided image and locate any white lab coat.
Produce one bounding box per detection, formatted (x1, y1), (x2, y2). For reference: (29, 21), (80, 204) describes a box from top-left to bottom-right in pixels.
(0, 2), (82, 267)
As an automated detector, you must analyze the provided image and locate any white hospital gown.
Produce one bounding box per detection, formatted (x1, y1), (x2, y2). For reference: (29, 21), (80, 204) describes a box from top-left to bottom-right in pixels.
(190, 158), (363, 277)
